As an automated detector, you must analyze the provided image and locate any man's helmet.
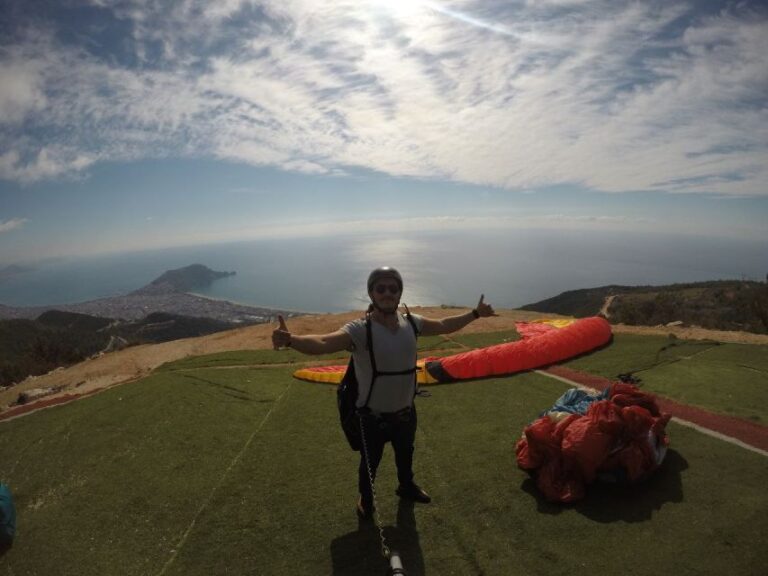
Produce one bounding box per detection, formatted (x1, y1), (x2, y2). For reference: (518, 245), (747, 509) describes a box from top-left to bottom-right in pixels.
(367, 266), (403, 294)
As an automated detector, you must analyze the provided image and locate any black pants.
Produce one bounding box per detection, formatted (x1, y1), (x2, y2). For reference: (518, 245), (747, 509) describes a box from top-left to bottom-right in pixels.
(358, 406), (417, 506)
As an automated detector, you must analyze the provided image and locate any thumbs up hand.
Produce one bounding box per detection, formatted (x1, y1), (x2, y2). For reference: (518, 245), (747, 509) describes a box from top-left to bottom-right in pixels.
(475, 294), (498, 318)
(272, 314), (292, 350)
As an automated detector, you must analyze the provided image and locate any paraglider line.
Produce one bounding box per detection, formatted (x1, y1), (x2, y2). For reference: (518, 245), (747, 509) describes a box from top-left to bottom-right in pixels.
(155, 381), (294, 576)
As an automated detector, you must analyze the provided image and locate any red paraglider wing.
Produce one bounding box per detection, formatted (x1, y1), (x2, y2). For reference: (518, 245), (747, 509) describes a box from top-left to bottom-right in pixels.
(426, 316), (612, 382)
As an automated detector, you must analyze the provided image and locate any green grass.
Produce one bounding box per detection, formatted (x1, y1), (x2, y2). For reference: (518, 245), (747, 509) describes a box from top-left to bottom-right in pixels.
(2, 344), (767, 575)
(450, 329), (521, 349)
(417, 335), (460, 352)
(158, 349), (350, 371)
(562, 334), (768, 423)
(159, 335), (460, 373)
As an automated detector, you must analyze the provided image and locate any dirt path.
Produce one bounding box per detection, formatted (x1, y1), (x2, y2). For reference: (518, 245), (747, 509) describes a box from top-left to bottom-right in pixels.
(599, 295), (616, 318)
(611, 322), (768, 344)
(2, 307), (767, 419)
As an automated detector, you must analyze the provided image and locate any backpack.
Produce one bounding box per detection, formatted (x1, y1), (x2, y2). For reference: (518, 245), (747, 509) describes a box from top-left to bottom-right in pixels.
(0, 483), (16, 548)
(337, 307), (420, 451)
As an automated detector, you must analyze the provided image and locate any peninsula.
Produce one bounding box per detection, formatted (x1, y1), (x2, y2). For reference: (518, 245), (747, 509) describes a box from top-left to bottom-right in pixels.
(0, 264), (302, 389)
(0, 264), (298, 324)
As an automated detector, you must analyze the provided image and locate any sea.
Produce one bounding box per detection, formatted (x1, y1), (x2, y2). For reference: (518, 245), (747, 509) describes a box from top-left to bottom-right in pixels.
(1, 229), (766, 314)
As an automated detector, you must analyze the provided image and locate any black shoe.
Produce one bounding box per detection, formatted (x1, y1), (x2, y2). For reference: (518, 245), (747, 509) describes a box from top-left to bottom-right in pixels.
(357, 496), (375, 519)
(396, 483), (431, 504)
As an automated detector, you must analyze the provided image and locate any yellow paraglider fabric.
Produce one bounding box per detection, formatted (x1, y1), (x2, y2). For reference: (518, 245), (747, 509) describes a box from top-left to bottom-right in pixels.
(293, 366), (346, 384)
(291, 317), (610, 386)
(293, 359), (440, 385)
(530, 318), (577, 328)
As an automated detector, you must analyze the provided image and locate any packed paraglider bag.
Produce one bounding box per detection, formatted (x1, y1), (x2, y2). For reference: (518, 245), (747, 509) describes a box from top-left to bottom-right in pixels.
(337, 356), (363, 451)
(515, 382), (670, 503)
(0, 483), (16, 548)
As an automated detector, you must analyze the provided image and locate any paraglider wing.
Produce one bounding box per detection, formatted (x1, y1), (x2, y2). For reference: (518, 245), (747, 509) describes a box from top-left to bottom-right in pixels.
(424, 316), (612, 383)
(293, 316), (612, 385)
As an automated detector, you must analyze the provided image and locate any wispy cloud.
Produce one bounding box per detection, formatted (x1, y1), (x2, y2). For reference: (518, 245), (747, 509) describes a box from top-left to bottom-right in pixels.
(0, 0), (766, 195)
(0, 218), (28, 233)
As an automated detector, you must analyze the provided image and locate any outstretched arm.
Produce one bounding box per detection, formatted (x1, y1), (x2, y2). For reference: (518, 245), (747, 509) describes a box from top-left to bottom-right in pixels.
(419, 294), (497, 337)
(272, 315), (352, 355)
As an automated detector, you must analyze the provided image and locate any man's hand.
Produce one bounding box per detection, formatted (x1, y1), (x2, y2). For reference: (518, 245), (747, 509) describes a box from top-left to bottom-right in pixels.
(475, 294), (497, 318)
(272, 315), (292, 350)
(420, 294), (498, 336)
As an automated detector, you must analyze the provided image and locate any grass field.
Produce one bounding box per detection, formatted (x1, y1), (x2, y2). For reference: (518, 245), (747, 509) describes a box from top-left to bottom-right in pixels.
(1, 333), (767, 575)
(562, 334), (768, 423)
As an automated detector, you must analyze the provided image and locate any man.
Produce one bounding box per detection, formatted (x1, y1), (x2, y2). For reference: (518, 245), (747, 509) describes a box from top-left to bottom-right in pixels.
(272, 266), (495, 518)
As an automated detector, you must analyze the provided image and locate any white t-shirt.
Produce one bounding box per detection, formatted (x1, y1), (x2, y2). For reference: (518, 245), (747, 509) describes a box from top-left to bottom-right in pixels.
(341, 313), (424, 413)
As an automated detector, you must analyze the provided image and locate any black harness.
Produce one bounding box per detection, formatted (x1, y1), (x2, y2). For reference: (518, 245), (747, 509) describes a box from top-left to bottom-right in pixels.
(337, 306), (421, 452)
(360, 304), (420, 409)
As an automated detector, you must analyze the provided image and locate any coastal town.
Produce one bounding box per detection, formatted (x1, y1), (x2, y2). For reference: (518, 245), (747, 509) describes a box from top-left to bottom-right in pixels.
(0, 264), (301, 324)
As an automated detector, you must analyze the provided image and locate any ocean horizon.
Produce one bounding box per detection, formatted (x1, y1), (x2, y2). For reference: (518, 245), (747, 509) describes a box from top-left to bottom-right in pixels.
(1, 229), (766, 314)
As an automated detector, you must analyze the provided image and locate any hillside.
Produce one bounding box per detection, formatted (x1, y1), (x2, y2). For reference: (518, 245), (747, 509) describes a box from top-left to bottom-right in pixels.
(0, 264), (292, 390)
(131, 263), (235, 295)
(521, 280), (768, 334)
(0, 317), (108, 389)
(3, 305), (768, 414)
(0, 310), (241, 388)
(0, 307), (542, 409)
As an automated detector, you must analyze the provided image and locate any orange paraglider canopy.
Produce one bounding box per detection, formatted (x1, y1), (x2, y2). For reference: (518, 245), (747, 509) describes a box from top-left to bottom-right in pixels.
(293, 316), (612, 385)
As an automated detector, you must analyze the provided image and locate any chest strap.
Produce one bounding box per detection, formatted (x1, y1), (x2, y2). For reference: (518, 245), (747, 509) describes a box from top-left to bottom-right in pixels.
(361, 311), (419, 408)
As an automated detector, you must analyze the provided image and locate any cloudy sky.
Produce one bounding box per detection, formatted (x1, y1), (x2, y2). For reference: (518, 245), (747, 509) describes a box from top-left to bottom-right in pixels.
(1, 0), (767, 264)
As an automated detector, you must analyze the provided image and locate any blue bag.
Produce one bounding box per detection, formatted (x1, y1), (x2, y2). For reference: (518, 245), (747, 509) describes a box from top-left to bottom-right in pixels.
(0, 483), (16, 547)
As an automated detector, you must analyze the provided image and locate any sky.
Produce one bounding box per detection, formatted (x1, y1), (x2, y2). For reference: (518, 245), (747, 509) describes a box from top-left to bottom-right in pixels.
(1, 0), (767, 265)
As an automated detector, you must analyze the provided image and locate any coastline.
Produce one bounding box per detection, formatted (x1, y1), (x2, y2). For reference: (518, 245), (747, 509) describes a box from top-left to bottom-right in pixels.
(185, 291), (317, 316)
(0, 290), (303, 323)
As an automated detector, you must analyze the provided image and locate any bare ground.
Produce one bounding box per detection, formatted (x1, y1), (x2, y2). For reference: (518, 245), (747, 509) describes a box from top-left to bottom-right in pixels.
(3, 306), (767, 414)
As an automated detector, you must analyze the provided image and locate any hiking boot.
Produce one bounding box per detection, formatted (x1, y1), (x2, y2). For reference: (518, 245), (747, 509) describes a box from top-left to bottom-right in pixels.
(396, 483), (431, 504)
(357, 496), (375, 520)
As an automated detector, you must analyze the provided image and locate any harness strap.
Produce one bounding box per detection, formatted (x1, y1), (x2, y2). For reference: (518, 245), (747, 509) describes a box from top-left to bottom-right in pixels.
(402, 303), (420, 337)
(402, 303), (421, 399)
(361, 309), (419, 409)
(363, 314), (377, 407)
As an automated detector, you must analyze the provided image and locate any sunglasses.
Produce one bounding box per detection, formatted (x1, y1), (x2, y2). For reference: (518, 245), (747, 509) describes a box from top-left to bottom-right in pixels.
(374, 284), (401, 295)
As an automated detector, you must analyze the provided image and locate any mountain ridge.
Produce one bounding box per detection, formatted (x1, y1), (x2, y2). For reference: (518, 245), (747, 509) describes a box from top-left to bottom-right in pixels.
(521, 279), (768, 334)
